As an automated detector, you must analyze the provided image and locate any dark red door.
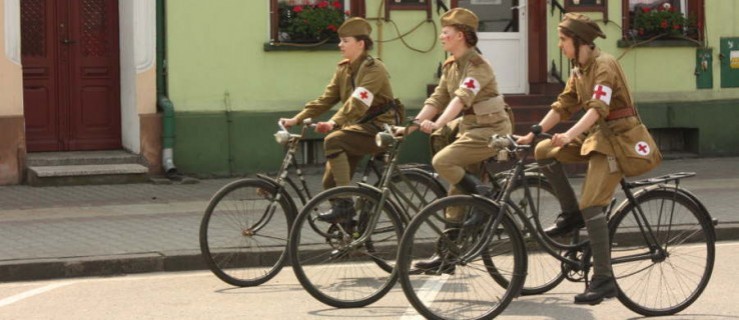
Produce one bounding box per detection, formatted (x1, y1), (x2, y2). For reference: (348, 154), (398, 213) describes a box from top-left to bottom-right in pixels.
(21, 0), (121, 152)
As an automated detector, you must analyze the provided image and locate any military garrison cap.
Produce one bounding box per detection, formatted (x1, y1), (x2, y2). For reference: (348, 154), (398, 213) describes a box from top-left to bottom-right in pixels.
(558, 13), (606, 44)
(441, 8), (479, 31)
(338, 17), (372, 37)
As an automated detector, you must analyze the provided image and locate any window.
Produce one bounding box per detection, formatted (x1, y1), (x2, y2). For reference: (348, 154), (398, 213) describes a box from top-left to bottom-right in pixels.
(269, 0), (364, 44)
(385, 0), (432, 20)
(621, 0), (704, 41)
(565, 0), (607, 13)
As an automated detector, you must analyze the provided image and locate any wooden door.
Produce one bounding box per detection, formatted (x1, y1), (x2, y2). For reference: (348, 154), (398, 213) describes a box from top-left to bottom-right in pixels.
(21, 0), (121, 152)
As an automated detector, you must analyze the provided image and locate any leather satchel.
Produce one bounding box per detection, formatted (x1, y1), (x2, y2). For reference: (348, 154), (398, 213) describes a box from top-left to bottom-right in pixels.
(599, 110), (662, 177)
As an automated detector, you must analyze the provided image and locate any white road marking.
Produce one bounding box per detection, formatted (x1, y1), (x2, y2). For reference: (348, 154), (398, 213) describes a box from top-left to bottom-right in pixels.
(0, 282), (74, 308)
(400, 274), (450, 319)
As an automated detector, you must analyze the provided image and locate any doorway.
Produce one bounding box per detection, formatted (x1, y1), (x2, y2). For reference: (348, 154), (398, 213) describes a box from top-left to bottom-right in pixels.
(455, 0), (528, 94)
(21, 0), (121, 152)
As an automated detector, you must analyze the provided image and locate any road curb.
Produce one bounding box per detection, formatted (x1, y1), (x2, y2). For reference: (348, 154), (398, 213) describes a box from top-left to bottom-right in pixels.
(2, 223), (737, 283)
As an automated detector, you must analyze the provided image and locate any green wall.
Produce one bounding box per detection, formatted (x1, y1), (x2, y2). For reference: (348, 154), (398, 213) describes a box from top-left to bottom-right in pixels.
(166, 0), (739, 176)
(173, 111), (432, 176)
(640, 99), (739, 156)
(166, 0), (444, 112)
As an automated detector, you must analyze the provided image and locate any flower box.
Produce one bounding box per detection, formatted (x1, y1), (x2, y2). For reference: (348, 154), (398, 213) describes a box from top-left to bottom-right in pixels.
(278, 1), (347, 44)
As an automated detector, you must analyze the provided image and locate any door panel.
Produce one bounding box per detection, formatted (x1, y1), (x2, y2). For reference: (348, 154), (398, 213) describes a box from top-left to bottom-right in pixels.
(21, 0), (121, 152)
(67, 0), (121, 150)
(21, 0), (61, 151)
(457, 0), (528, 94)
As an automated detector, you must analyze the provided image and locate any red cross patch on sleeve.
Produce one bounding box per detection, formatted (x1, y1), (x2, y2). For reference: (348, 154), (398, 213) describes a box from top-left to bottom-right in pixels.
(460, 77), (481, 95)
(351, 87), (374, 107)
(592, 84), (613, 105)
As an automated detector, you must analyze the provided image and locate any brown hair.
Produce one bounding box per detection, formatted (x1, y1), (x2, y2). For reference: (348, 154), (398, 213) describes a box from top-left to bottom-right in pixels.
(451, 24), (478, 47)
(354, 35), (374, 51)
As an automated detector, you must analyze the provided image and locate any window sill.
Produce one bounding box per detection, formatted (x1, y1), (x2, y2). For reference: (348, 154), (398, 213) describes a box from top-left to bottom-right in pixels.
(617, 39), (702, 48)
(263, 42), (339, 52)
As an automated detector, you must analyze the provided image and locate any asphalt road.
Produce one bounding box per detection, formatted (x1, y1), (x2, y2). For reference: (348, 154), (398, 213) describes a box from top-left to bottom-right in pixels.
(1, 241), (736, 320)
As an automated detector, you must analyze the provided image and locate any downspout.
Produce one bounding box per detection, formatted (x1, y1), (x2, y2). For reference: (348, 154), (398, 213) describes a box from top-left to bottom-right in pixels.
(156, 0), (178, 176)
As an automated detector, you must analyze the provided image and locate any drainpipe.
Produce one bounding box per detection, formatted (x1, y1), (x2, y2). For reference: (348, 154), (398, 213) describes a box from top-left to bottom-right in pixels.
(156, 0), (178, 177)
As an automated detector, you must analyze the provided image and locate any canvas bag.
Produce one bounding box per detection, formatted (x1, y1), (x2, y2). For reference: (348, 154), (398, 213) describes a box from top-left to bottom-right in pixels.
(598, 109), (662, 177)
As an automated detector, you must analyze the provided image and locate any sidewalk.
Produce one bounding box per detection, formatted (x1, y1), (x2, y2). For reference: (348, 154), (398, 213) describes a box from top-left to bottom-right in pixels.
(1, 157), (737, 282)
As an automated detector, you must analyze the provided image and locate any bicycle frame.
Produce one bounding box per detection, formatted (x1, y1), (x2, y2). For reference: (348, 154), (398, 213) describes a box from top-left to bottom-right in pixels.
(349, 124), (440, 245)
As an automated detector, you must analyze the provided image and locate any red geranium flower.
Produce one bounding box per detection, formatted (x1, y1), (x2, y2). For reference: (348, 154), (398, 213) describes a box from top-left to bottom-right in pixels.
(293, 5), (303, 13)
(641, 7), (651, 13)
(327, 24), (337, 32)
(317, 1), (329, 8)
(332, 1), (342, 9)
(660, 20), (669, 29)
(673, 24), (681, 30)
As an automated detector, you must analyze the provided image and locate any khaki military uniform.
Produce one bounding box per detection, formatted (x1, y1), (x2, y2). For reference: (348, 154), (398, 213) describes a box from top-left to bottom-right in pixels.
(535, 48), (639, 208)
(427, 49), (512, 196)
(294, 53), (397, 189)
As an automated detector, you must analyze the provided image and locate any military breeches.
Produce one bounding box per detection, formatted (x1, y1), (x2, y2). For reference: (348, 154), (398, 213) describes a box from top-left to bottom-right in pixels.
(322, 128), (383, 189)
(534, 139), (623, 208)
(432, 118), (509, 195)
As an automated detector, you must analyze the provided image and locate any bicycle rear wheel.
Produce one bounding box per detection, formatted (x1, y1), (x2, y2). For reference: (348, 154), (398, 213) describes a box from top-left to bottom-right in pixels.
(609, 189), (715, 316)
(390, 168), (446, 222)
(289, 186), (402, 308)
(199, 178), (294, 287)
(397, 195), (526, 320)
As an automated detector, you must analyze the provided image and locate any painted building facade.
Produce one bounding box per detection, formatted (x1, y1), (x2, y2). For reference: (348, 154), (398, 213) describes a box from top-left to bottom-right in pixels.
(0, 0), (737, 184)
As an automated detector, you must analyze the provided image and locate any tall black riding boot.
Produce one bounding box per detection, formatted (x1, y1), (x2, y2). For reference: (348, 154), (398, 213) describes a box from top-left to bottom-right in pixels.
(456, 173), (494, 228)
(538, 159), (584, 236)
(574, 206), (616, 305)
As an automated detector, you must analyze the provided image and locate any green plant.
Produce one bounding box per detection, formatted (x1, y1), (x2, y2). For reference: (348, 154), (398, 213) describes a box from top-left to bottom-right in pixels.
(632, 2), (695, 39)
(279, 1), (346, 42)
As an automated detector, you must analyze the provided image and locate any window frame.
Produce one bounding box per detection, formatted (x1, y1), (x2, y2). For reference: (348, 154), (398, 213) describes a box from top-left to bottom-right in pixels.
(564, 0), (608, 13)
(385, 0), (432, 21)
(268, 0), (366, 44)
(620, 0), (704, 41)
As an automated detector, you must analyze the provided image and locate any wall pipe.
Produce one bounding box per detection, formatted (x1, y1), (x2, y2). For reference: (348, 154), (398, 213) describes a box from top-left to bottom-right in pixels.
(156, 0), (178, 176)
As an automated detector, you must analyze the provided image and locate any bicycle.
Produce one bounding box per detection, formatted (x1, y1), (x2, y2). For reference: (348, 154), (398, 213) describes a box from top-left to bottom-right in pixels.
(199, 119), (401, 287)
(396, 125), (716, 320)
(287, 121), (447, 308)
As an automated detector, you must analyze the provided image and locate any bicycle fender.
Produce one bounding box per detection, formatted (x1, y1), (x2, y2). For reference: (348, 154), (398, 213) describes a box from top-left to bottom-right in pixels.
(397, 167), (446, 194)
(357, 182), (383, 194)
(611, 185), (713, 226)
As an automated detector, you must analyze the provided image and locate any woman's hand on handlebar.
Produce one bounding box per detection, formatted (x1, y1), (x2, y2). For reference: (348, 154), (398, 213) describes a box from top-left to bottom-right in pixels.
(516, 132), (535, 145)
(419, 119), (437, 134)
(315, 121), (335, 134)
(279, 118), (298, 128)
(551, 132), (573, 147)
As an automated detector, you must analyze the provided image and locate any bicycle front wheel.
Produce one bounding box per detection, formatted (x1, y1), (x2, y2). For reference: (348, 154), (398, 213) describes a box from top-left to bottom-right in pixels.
(609, 189), (715, 316)
(289, 186), (402, 308)
(397, 195), (527, 320)
(199, 178), (295, 287)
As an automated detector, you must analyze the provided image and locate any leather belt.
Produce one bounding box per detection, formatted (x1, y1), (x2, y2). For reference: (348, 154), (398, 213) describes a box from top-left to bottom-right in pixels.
(606, 107), (636, 121)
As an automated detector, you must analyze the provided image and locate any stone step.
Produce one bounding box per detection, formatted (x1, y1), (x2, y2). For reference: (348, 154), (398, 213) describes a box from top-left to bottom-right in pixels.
(26, 163), (150, 186)
(26, 151), (144, 167)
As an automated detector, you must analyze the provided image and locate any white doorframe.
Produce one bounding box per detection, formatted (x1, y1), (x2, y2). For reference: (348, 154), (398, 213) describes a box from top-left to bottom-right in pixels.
(464, 0), (528, 94)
